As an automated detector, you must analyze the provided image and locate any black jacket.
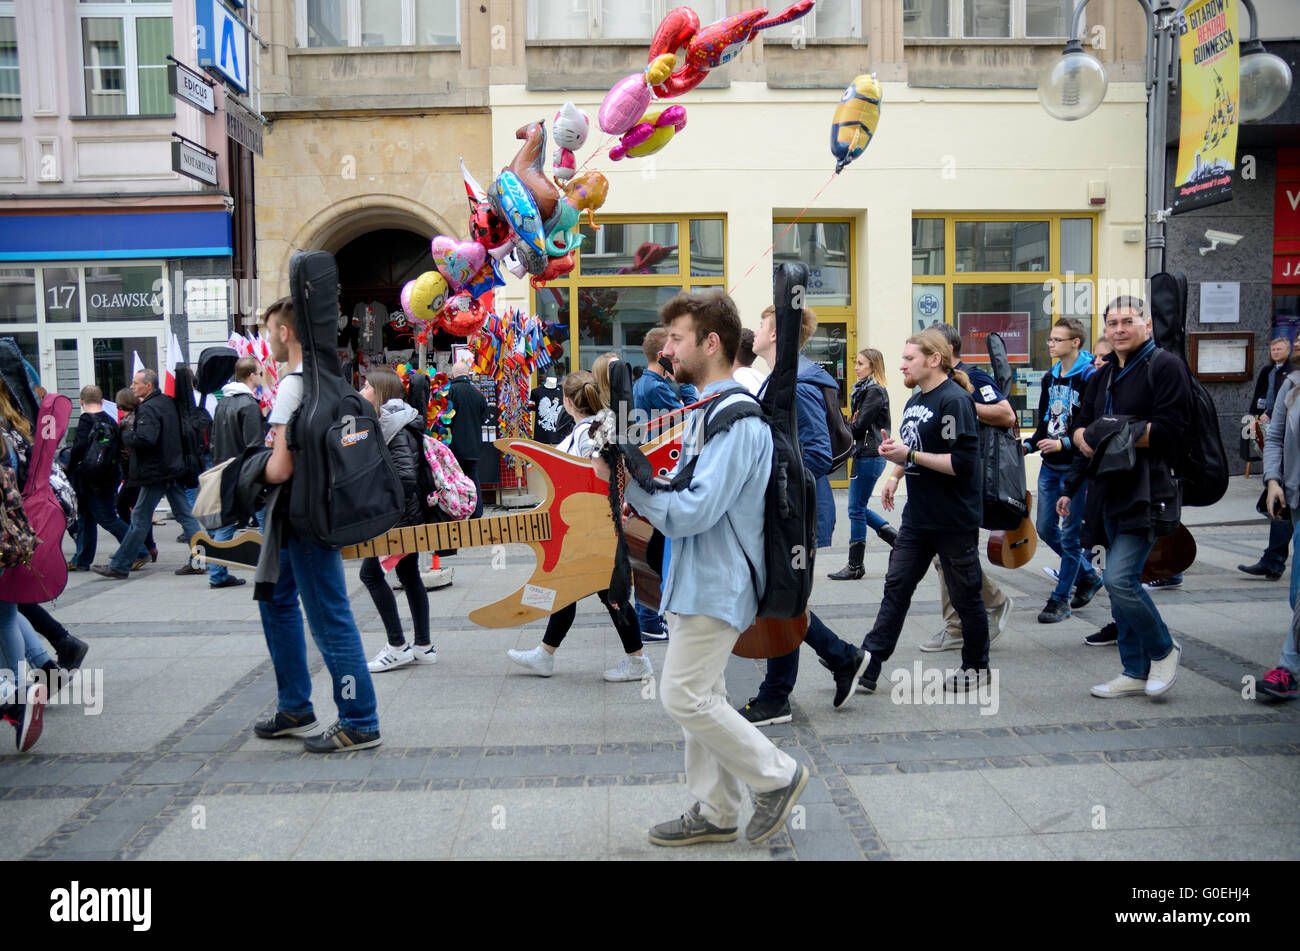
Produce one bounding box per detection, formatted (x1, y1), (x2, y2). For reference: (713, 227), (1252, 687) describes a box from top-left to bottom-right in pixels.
(211, 389), (265, 464)
(121, 390), (185, 486)
(448, 376), (489, 464)
(390, 423), (425, 527)
(1066, 343), (1190, 537)
(69, 409), (119, 489)
(848, 379), (890, 458)
(1252, 360), (1290, 417)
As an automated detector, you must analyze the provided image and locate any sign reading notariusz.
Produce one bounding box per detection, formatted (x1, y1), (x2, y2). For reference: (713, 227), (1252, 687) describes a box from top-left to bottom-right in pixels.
(171, 140), (219, 186)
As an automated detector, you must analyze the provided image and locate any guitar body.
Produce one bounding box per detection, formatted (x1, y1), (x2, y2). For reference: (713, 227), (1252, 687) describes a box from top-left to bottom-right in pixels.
(190, 529), (265, 571)
(1141, 522), (1196, 583)
(986, 490), (1038, 569)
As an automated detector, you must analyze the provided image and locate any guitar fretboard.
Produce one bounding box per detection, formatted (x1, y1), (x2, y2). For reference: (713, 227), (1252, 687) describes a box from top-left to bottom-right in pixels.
(342, 511), (553, 559)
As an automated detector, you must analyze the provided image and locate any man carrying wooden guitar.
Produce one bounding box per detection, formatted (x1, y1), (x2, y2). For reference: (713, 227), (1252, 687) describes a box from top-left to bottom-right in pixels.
(592, 291), (808, 847)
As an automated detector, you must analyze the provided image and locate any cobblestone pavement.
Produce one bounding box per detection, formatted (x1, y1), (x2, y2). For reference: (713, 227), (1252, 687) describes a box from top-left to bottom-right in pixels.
(3, 478), (1298, 861)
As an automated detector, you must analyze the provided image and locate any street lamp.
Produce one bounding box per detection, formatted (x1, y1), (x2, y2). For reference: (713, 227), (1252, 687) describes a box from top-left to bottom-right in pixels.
(1037, 0), (1292, 277)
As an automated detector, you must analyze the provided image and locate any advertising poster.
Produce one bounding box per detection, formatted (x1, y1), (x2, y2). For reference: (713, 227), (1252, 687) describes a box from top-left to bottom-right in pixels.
(1172, 0), (1239, 214)
(957, 312), (1031, 363)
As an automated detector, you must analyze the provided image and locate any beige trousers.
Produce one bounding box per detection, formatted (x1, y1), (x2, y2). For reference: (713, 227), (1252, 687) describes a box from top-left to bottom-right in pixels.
(933, 556), (1008, 636)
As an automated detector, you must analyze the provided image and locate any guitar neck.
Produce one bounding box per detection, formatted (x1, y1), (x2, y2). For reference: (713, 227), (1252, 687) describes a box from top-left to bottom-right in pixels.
(342, 511), (553, 559)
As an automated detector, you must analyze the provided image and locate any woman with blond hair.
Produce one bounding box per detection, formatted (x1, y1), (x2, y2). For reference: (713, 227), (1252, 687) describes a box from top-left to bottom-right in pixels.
(507, 371), (653, 683)
(828, 347), (898, 580)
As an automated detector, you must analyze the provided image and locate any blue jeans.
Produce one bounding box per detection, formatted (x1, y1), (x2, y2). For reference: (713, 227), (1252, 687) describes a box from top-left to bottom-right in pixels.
(848, 456), (889, 544)
(109, 481), (202, 574)
(17, 614), (53, 669)
(1103, 517), (1174, 680)
(257, 536), (379, 733)
(0, 601), (22, 684)
(209, 508), (264, 584)
(1037, 466), (1099, 600)
(815, 474), (835, 550)
(184, 452), (213, 510)
(635, 537), (670, 633)
(73, 485), (142, 569)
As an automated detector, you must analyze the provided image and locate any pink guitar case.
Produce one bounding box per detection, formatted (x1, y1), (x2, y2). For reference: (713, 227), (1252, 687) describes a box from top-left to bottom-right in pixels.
(0, 392), (71, 603)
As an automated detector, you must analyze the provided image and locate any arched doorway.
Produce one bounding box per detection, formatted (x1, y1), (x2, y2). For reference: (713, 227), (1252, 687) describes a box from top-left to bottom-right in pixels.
(334, 228), (435, 360)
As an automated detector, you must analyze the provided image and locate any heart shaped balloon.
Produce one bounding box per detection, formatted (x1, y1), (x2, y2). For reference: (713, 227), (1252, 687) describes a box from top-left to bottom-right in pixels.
(431, 235), (487, 291)
(440, 291), (487, 336)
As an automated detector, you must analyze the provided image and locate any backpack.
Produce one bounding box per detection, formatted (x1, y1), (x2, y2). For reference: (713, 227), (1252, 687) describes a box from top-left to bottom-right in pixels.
(0, 433), (37, 572)
(421, 434), (477, 519)
(979, 332), (1030, 530)
(81, 412), (121, 487)
(173, 368), (209, 489)
(811, 378), (855, 471)
(1147, 351), (1228, 508)
(0, 393), (71, 602)
(285, 250), (405, 547)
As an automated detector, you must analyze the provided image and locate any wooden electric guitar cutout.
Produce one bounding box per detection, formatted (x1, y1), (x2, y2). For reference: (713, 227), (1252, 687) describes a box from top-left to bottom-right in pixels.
(190, 428), (689, 627)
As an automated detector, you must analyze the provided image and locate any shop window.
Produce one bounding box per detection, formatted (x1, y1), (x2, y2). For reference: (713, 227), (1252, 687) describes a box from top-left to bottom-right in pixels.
(42, 268), (82, 323)
(772, 220), (852, 307)
(304, 0), (459, 47)
(78, 2), (172, 117)
(0, 11), (19, 118)
(526, 0), (723, 42)
(530, 215), (726, 374)
(904, 0), (1074, 39)
(0, 268), (35, 323)
(913, 214), (1097, 428)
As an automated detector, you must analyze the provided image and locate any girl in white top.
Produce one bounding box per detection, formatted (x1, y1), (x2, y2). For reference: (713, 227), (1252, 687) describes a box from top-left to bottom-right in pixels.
(506, 371), (653, 683)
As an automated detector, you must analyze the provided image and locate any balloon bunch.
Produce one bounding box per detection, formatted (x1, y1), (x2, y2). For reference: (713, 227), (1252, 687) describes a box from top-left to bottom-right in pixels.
(395, 363), (456, 443)
(225, 331), (281, 415)
(598, 3), (814, 161)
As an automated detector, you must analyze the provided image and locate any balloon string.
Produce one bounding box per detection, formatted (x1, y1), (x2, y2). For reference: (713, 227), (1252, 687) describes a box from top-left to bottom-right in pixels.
(727, 169), (840, 296)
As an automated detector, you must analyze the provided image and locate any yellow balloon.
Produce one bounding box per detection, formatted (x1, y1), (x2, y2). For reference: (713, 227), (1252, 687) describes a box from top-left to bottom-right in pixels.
(409, 270), (448, 321)
(830, 74), (882, 174)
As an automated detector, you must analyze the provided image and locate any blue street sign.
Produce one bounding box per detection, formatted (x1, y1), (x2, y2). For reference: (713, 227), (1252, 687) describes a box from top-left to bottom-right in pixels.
(195, 0), (248, 93)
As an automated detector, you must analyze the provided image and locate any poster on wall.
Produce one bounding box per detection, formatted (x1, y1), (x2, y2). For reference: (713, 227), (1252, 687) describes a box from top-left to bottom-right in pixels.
(1199, 281), (1240, 323)
(1171, 0), (1240, 214)
(913, 286), (944, 332)
(957, 312), (1031, 363)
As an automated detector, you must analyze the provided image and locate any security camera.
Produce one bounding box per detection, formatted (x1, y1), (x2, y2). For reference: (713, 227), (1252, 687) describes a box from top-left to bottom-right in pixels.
(1200, 229), (1243, 255)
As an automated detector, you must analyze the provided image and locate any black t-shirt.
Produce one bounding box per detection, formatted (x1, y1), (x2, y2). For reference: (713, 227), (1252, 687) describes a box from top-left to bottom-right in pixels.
(530, 383), (573, 445)
(897, 377), (982, 532)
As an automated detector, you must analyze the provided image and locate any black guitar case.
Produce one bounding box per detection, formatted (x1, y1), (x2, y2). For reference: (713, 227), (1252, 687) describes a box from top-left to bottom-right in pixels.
(286, 250), (404, 547)
(196, 346), (239, 395)
(1149, 271), (1187, 358)
(979, 331), (1029, 530)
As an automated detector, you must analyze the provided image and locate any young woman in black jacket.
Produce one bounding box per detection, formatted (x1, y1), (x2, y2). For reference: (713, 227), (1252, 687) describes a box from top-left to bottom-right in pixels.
(828, 348), (898, 580)
(358, 366), (434, 673)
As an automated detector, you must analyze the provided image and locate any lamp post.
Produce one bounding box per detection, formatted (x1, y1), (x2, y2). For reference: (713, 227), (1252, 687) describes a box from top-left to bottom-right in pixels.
(1038, 0), (1292, 278)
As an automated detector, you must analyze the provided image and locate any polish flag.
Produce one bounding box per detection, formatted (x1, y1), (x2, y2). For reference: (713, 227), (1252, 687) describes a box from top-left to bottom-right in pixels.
(162, 330), (183, 396)
(132, 351), (145, 379)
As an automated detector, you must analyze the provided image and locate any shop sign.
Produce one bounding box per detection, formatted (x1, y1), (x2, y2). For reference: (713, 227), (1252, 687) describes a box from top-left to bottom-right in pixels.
(167, 61), (216, 115)
(225, 96), (263, 156)
(171, 139), (219, 187)
(195, 0), (248, 93)
(957, 312), (1031, 363)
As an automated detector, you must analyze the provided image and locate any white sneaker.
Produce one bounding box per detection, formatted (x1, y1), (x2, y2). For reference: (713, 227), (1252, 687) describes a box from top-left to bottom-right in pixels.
(1090, 675), (1148, 698)
(507, 645), (554, 677)
(919, 629), (963, 652)
(988, 597), (1013, 646)
(367, 644), (413, 673)
(409, 644), (438, 665)
(1042, 566), (1060, 581)
(1145, 641), (1181, 696)
(604, 654), (653, 683)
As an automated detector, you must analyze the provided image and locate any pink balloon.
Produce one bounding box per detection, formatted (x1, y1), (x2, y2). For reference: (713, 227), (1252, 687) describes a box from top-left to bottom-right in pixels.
(400, 280), (416, 319)
(599, 73), (653, 136)
(431, 236), (488, 291)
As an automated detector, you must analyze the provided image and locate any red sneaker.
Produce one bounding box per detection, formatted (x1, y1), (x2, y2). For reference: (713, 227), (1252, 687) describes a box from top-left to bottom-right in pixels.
(2, 683), (46, 752)
(1259, 667), (1299, 701)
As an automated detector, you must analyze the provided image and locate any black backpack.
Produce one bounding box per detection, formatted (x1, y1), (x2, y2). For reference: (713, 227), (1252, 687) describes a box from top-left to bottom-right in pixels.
(618, 264), (816, 620)
(285, 251), (404, 547)
(172, 368), (209, 490)
(1146, 352), (1228, 507)
(80, 413), (120, 487)
(812, 378), (855, 472)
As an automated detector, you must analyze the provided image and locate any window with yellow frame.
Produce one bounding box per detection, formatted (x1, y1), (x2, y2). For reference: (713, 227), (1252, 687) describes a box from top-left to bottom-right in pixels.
(911, 214), (1098, 429)
(529, 214), (726, 376)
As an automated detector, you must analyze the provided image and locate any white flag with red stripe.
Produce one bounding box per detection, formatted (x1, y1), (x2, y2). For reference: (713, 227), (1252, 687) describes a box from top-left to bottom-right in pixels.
(163, 330), (183, 396)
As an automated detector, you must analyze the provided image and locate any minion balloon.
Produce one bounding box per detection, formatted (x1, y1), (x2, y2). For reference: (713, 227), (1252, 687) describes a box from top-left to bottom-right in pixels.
(830, 74), (882, 174)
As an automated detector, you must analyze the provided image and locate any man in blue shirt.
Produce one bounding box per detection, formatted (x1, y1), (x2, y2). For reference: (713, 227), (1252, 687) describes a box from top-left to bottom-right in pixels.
(630, 327), (699, 642)
(595, 291), (808, 847)
(919, 323), (1015, 653)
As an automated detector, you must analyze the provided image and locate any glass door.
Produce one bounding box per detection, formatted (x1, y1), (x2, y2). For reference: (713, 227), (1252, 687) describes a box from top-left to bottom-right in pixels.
(44, 330), (162, 432)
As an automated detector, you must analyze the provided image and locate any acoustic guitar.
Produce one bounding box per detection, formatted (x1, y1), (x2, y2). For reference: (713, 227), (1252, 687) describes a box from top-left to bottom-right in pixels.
(986, 490), (1038, 569)
(1141, 522), (1197, 583)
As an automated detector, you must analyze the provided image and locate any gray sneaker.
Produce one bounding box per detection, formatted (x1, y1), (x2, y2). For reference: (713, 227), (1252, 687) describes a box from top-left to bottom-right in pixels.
(746, 763), (810, 844)
(989, 597), (1014, 646)
(648, 803), (738, 847)
(919, 629), (963, 652)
